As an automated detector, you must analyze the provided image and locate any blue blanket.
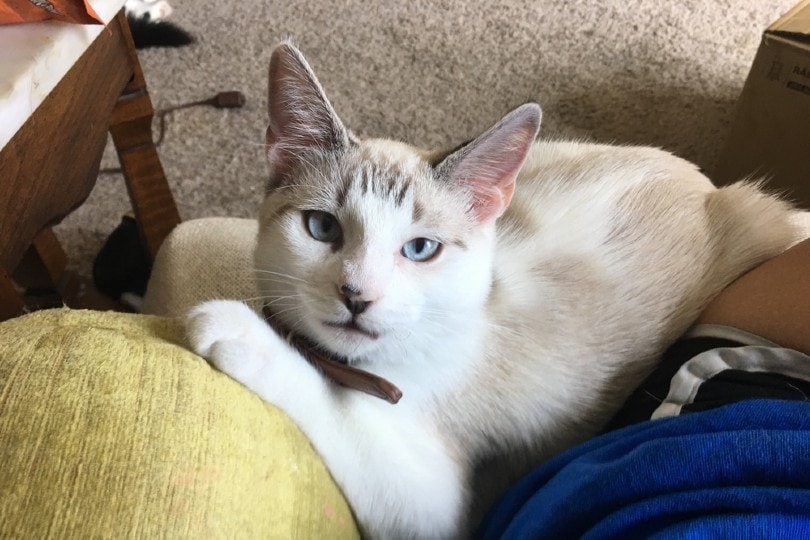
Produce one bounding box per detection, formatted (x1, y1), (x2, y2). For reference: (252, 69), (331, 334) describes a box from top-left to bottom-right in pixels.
(476, 400), (810, 539)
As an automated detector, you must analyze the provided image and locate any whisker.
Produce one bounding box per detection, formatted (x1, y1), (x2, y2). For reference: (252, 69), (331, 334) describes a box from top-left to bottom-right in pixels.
(232, 295), (273, 303)
(265, 305), (303, 319)
(268, 183), (313, 191)
(254, 269), (308, 283)
(235, 294), (305, 306)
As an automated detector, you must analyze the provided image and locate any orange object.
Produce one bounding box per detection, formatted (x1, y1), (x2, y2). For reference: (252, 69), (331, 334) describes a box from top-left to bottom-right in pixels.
(0, 0), (103, 25)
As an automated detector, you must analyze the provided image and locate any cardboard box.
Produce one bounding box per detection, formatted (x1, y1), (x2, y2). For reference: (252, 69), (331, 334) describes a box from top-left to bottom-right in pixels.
(714, 0), (810, 208)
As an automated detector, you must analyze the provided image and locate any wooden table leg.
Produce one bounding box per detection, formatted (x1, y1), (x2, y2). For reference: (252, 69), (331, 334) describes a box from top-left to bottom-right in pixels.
(109, 11), (181, 261)
(13, 228), (68, 290)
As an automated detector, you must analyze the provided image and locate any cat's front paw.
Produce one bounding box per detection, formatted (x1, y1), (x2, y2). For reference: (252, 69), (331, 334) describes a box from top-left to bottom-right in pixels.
(185, 300), (275, 382)
(152, 0), (173, 19)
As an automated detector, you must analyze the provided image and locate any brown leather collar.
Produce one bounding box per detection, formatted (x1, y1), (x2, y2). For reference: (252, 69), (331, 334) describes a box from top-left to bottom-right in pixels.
(262, 305), (403, 404)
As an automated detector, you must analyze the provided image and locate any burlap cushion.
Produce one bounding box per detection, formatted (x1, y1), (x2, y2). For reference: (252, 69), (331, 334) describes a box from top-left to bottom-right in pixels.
(142, 217), (262, 318)
(0, 308), (359, 538)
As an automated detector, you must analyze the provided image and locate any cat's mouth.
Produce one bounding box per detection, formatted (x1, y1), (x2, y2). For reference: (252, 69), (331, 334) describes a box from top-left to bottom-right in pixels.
(324, 319), (380, 340)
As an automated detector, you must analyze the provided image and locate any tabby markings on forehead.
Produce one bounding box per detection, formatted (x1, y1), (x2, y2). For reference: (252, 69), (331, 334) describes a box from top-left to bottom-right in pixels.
(412, 200), (425, 222)
(395, 181), (410, 206)
(336, 162), (413, 209)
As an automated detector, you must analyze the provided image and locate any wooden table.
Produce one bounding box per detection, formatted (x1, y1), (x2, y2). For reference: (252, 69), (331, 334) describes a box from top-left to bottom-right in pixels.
(0, 9), (181, 320)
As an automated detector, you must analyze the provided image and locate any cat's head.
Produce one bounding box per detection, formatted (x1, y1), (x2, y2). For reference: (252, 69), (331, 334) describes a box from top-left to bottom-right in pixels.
(256, 41), (540, 362)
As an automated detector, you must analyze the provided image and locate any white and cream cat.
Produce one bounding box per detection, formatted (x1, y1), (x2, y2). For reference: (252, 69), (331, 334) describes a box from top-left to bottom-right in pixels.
(186, 41), (807, 538)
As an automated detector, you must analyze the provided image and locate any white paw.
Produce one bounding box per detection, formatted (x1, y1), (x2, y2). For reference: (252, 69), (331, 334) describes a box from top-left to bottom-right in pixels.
(185, 300), (275, 381)
(151, 0), (173, 20)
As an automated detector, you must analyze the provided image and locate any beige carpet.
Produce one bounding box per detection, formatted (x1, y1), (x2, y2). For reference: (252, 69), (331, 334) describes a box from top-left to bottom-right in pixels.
(56, 0), (797, 277)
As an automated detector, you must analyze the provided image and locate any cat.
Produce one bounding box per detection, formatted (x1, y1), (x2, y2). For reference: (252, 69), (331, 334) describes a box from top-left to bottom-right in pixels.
(93, 213), (151, 311)
(124, 0), (193, 49)
(185, 41), (807, 538)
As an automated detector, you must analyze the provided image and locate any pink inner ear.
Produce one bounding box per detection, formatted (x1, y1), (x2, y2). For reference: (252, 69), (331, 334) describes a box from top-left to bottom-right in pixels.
(266, 125), (294, 179)
(470, 178), (517, 222)
(448, 105), (541, 223)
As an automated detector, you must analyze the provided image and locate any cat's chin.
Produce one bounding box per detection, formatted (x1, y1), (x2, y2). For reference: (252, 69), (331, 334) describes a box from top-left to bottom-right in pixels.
(313, 319), (383, 360)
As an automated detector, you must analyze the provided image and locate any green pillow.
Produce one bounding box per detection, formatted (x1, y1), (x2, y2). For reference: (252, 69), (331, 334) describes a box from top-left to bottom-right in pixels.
(0, 309), (358, 538)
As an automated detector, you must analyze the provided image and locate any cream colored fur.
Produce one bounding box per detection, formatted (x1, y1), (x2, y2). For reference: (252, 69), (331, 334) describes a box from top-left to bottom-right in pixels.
(186, 42), (808, 538)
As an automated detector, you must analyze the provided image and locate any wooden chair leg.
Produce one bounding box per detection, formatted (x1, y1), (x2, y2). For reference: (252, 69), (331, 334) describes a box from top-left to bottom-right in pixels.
(109, 11), (181, 261)
(13, 228), (68, 291)
(2, 228), (69, 320)
(0, 269), (25, 322)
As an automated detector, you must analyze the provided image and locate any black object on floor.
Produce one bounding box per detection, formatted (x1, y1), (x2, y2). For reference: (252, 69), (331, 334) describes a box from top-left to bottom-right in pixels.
(93, 215), (152, 300)
(127, 14), (194, 49)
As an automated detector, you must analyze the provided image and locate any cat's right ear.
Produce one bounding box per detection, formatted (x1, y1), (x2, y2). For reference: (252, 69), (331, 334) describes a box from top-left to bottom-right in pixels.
(266, 42), (350, 183)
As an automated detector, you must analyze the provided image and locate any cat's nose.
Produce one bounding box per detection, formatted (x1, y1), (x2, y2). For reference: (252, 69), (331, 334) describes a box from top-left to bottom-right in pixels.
(340, 284), (371, 315)
(344, 298), (370, 316)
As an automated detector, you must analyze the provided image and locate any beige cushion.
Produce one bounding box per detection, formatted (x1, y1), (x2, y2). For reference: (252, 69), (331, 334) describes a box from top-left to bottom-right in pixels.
(143, 217), (262, 317)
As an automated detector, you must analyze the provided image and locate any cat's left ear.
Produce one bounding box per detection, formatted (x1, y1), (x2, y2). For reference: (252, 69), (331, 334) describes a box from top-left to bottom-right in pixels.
(437, 103), (541, 223)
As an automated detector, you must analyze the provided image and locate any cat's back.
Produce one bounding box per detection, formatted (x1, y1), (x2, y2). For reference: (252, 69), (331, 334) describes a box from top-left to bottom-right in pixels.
(496, 141), (715, 307)
(465, 140), (801, 459)
(498, 140), (714, 253)
(492, 139), (799, 355)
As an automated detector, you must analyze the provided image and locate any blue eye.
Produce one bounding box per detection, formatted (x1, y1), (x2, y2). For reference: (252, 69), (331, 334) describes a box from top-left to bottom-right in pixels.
(304, 211), (342, 243)
(401, 238), (441, 262)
